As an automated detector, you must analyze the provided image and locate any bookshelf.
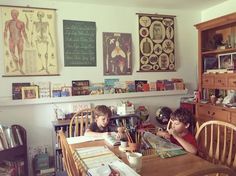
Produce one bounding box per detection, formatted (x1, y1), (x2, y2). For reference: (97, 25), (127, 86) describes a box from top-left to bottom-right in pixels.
(0, 125), (28, 176)
(0, 89), (188, 107)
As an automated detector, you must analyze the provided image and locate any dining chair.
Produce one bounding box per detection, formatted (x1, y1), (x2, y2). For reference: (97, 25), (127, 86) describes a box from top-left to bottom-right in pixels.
(58, 130), (82, 176)
(195, 120), (236, 170)
(69, 108), (94, 137)
(175, 164), (236, 176)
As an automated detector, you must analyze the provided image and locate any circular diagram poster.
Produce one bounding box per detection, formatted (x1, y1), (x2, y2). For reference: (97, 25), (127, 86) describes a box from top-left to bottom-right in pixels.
(138, 14), (176, 72)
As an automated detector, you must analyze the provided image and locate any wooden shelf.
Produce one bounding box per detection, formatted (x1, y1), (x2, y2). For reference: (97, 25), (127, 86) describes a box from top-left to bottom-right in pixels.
(0, 89), (188, 107)
(202, 48), (236, 55)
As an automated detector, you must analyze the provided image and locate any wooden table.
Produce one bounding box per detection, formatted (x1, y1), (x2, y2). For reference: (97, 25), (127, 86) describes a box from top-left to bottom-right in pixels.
(70, 140), (215, 176)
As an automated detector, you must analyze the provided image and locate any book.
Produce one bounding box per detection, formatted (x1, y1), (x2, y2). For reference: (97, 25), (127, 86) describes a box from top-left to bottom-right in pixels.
(51, 83), (65, 97)
(74, 146), (120, 170)
(114, 81), (127, 93)
(149, 82), (156, 91)
(126, 81), (136, 92)
(72, 80), (90, 96)
(89, 83), (104, 95)
(156, 80), (165, 91)
(12, 82), (31, 100)
(104, 79), (119, 94)
(143, 132), (182, 152)
(61, 86), (72, 97)
(33, 82), (51, 98)
(135, 80), (148, 92)
(156, 149), (187, 158)
(104, 132), (120, 146)
(163, 80), (174, 90)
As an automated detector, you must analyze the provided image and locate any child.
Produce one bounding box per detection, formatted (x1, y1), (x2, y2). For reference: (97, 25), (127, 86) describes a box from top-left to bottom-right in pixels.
(85, 105), (124, 138)
(156, 108), (197, 154)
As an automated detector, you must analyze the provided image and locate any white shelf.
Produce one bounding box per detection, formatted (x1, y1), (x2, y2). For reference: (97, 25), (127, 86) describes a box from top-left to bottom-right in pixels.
(0, 89), (188, 107)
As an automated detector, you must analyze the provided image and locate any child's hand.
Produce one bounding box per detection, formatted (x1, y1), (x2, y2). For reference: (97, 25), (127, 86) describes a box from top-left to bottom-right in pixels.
(167, 128), (178, 137)
(156, 131), (170, 139)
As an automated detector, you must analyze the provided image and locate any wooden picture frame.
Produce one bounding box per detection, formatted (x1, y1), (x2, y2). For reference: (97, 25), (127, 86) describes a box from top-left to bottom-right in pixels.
(218, 53), (232, 69)
(1, 6), (58, 76)
(22, 86), (39, 99)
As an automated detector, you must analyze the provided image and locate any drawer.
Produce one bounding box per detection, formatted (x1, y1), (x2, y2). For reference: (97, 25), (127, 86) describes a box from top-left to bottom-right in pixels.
(202, 74), (214, 88)
(197, 104), (230, 122)
(214, 75), (227, 89)
(228, 75), (236, 89)
(230, 112), (236, 125)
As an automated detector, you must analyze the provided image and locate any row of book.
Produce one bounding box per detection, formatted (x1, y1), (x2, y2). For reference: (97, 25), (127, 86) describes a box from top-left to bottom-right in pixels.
(0, 125), (23, 151)
(12, 78), (185, 100)
(0, 161), (24, 176)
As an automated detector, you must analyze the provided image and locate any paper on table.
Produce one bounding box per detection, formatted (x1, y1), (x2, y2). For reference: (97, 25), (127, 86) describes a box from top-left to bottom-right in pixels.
(66, 136), (104, 144)
(88, 160), (140, 176)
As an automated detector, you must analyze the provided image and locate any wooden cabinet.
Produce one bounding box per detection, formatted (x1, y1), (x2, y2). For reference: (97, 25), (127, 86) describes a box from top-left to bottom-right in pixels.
(195, 13), (236, 124)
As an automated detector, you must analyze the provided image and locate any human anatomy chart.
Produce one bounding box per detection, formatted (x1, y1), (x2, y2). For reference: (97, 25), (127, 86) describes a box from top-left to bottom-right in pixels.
(1, 6), (58, 76)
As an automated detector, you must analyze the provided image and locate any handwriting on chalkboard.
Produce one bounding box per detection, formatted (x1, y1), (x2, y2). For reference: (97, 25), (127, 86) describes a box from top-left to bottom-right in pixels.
(63, 20), (96, 66)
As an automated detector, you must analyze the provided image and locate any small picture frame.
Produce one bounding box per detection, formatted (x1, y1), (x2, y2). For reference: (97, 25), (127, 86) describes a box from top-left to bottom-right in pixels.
(22, 86), (39, 99)
(218, 53), (232, 69)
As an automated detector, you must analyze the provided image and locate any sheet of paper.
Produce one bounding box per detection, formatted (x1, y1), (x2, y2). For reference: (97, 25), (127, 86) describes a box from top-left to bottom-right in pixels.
(66, 136), (103, 144)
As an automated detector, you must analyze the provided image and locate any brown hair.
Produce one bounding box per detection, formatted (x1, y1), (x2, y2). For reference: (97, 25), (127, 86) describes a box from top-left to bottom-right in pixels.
(170, 108), (195, 132)
(94, 105), (112, 118)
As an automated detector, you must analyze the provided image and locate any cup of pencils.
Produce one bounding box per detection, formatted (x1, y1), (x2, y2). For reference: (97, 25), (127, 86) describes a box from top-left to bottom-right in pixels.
(126, 129), (141, 152)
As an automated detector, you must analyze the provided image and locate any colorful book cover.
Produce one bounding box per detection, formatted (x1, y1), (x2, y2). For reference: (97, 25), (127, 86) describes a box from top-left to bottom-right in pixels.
(126, 81), (136, 92)
(149, 82), (156, 91)
(33, 81), (51, 98)
(163, 80), (175, 90)
(61, 86), (72, 97)
(51, 83), (65, 97)
(156, 80), (165, 91)
(114, 81), (127, 93)
(134, 80), (148, 92)
(89, 83), (104, 95)
(72, 80), (90, 96)
(104, 79), (119, 94)
(12, 82), (31, 100)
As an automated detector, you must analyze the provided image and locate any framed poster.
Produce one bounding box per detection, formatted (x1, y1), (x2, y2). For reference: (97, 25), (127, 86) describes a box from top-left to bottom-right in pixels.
(103, 32), (132, 75)
(63, 20), (96, 66)
(1, 6), (59, 76)
(137, 13), (176, 72)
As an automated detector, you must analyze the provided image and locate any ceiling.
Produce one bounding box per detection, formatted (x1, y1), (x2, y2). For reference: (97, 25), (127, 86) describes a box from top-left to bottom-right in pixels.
(52, 0), (227, 10)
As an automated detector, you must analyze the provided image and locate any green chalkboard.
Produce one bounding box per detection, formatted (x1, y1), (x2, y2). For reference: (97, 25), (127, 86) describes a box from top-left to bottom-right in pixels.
(63, 20), (96, 66)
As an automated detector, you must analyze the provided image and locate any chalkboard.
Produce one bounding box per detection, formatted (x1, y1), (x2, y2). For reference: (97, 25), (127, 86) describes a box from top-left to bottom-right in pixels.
(63, 20), (96, 66)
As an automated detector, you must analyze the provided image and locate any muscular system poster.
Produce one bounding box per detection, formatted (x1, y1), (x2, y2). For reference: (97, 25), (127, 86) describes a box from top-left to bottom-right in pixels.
(1, 6), (58, 76)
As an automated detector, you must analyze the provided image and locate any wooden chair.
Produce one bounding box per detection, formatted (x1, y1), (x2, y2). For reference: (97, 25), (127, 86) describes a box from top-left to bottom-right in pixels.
(175, 164), (236, 176)
(58, 130), (82, 176)
(195, 120), (236, 170)
(69, 108), (94, 137)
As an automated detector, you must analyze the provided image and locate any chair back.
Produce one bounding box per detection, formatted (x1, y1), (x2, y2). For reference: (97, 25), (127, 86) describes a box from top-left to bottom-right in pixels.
(58, 130), (81, 176)
(69, 108), (94, 137)
(195, 120), (236, 170)
(175, 165), (236, 176)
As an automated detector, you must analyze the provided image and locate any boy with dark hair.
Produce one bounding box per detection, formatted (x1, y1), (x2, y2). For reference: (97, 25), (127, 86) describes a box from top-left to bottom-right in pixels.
(156, 108), (197, 154)
(85, 105), (124, 138)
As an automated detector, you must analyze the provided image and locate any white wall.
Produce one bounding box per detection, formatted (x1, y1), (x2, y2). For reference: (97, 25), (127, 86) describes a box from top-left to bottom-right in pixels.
(0, 0), (200, 168)
(201, 0), (236, 21)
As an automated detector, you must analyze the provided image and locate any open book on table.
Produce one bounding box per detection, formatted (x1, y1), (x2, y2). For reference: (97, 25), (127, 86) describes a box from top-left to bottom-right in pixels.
(104, 132), (120, 146)
(143, 132), (187, 158)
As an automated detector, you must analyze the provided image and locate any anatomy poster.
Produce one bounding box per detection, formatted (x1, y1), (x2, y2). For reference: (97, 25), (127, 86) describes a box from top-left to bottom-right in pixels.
(103, 32), (132, 75)
(1, 6), (58, 76)
(138, 14), (176, 72)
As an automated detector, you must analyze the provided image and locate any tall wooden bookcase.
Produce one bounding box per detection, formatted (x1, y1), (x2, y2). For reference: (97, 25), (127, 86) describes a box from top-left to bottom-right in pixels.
(195, 13), (236, 126)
